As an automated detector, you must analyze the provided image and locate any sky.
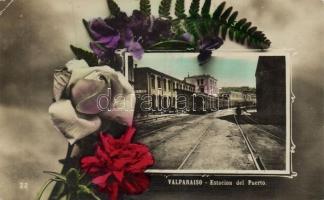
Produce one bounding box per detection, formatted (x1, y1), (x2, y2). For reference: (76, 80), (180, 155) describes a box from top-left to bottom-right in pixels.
(135, 53), (258, 88)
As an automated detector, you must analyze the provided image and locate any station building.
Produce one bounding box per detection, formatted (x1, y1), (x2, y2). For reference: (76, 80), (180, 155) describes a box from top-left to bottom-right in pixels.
(134, 67), (195, 112)
(184, 75), (219, 97)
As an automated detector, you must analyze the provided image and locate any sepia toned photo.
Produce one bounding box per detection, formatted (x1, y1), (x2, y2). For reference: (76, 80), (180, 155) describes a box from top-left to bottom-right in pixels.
(119, 51), (293, 175)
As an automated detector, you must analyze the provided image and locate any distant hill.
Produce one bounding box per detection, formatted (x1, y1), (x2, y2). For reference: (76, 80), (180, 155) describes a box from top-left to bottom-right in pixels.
(220, 86), (256, 93)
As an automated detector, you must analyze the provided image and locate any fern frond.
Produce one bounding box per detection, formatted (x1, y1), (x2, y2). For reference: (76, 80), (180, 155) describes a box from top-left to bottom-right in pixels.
(209, 1), (270, 49)
(159, 0), (172, 18)
(185, 18), (199, 40)
(175, 0), (186, 19)
(140, 0), (151, 16)
(201, 0), (211, 18)
(107, 0), (121, 16)
(228, 11), (238, 25)
(220, 7), (233, 22)
(189, 0), (200, 18)
(212, 1), (226, 20)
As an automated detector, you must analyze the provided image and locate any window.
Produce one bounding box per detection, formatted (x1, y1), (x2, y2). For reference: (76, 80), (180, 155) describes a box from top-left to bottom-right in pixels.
(168, 81), (172, 91)
(200, 87), (204, 93)
(157, 77), (161, 88)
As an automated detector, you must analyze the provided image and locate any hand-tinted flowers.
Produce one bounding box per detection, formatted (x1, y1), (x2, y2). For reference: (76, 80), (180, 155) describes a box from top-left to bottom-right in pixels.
(49, 59), (135, 144)
(88, 18), (120, 49)
(81, 127), (154, 200)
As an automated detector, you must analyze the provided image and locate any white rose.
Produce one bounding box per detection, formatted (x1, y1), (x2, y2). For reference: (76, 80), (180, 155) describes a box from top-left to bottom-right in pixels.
(49, 59), (135, 144)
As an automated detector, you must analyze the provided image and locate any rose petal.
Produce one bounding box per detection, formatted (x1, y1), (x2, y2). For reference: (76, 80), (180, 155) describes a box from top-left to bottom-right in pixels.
(53, 68), (71, 101)
(71, 79), (108, 115)
(94, 67), (135, 127)
(120, 173), (150, 195)
(65, 59), (89, 71)
(113, 171), (124, 183)
(120, 127), (136, 144)
(92, 172), (112, 189)
(49, 100), (101, 144)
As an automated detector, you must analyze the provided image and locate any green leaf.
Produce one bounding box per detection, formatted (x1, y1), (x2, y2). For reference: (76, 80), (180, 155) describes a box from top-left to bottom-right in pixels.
(247, 26), (257, 34)
(198, 18), (212, 37)
(185, 18), (200, 39)
(140, 0), (151, 16)
(201, 0), (211, 18)
(70, 45), (99, 67)
(189, 0), (200, 18)
(159, 0), (172, 18)
(107, 0), (121, 16)
(77, 185), (101, 200)
(35, 179), (55, 200)
(212, 1), (226, 20)
(82, 19), (95, 41)
(228, 11), (238, 25)
(66, 168), (80, 189)
(234, 18), (247, 29)
(229, 27), (235, 40)
(175, 0), (186, 18)
(241, 22), (252, 32)
(221, 24), (228, 40)
(44, 171), (67, 181)
(149, 40), (195, 50)
(220, 6), (233, 22)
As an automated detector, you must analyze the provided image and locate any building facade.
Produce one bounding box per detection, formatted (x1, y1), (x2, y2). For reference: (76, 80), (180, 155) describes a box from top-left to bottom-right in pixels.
(255, 56), (286, 125)
(184, 75), (219, 97)
(134, 67), (195, 113)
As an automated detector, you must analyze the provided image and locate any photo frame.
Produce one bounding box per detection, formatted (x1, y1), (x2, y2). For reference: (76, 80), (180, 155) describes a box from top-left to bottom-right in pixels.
(120, 49), (296, 178)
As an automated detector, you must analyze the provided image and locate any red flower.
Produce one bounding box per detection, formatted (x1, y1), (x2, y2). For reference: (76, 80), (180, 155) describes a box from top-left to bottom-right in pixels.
(81, 127), (154, 200)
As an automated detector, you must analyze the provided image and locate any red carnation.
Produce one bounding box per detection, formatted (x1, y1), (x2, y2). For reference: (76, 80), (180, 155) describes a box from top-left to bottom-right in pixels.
(81, 127), (154, 200)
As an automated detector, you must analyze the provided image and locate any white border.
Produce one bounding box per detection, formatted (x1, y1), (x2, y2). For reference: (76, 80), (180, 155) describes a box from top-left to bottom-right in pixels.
(127, 49), (296, 178)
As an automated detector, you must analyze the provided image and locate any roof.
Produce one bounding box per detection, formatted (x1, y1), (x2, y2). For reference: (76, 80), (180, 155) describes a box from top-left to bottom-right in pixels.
(185, 74), (218, 81)
(255, 56), (286, 75)
(135, 67), (195, 87)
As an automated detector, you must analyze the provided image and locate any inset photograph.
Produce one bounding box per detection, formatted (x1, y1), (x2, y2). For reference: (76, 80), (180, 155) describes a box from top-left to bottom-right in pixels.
(126, 51), (290, 174)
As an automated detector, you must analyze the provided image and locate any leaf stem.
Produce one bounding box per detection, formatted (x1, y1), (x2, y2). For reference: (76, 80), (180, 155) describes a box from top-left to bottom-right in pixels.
(48, 143), (74, 199)
(35, 179), (54, 200)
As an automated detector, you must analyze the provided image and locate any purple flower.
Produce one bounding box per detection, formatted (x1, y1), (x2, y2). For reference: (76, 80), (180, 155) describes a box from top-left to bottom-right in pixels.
(180, 33), (194, 43)
(199, 36), (223, 51)
(128, 10), (151, 37)
(122, 28), (144, 60)
(90, 42), (112, 61)
(198, 36), (223, 65)
(88, 18), (120, 49)
(127, 40), (144, 60)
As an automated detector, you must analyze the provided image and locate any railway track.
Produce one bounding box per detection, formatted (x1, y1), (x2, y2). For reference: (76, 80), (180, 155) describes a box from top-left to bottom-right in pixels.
(177, 122), (212, 169)
(241, 113), (285, 144)
(135, 114), (194, 139)
(234, 114), (266, 170)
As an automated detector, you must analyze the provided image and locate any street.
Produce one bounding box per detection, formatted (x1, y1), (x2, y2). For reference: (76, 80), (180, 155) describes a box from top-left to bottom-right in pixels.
(135, 109), (286, 171)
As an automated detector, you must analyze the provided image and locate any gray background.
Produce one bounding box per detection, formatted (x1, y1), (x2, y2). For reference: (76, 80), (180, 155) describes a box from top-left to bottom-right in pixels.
(0, 0), (323, 199)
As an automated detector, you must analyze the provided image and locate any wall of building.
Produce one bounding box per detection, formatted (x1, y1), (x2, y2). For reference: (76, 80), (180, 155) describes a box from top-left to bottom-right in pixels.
(184, 75), (218, 96)
(255, 56), (286, 125)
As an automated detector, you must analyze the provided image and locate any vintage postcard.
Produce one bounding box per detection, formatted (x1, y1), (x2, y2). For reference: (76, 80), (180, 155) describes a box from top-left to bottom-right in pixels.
(1, 0), (323, 199)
